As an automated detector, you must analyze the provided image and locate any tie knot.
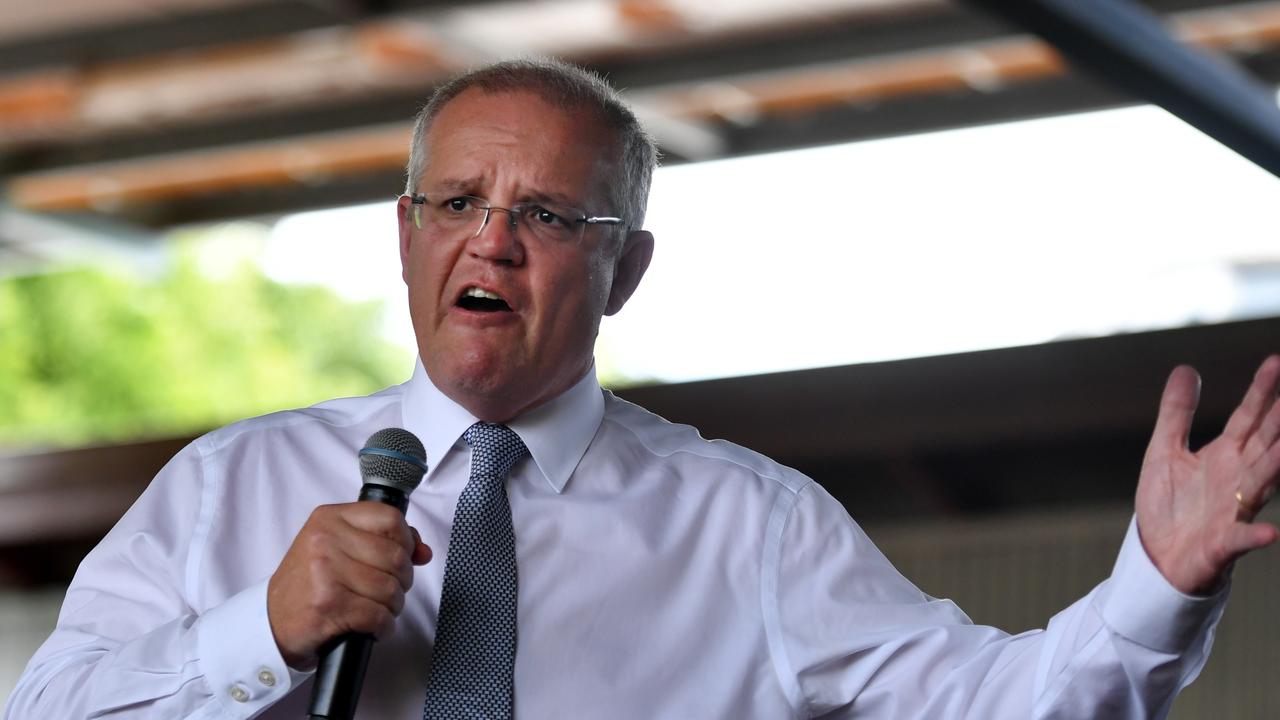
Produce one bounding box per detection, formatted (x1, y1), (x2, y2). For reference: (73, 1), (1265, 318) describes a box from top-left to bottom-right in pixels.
(463, 422), (528, 480)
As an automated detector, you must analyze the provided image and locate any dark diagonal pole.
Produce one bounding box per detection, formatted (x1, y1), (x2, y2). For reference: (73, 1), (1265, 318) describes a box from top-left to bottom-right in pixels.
(962, 0), (1280, 179)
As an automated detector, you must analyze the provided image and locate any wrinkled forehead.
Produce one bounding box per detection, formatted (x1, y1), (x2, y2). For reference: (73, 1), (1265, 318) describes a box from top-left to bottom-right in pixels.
(423, 89), (623, 198)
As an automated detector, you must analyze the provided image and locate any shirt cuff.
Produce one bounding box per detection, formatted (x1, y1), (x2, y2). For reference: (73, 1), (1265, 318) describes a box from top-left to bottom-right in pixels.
(196, 578), (305, 718)
(1098, 516), (1228, 655)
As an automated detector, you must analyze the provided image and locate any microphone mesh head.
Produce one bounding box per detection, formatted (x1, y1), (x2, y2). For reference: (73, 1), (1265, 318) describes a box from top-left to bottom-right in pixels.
(359, 428), (427, 494)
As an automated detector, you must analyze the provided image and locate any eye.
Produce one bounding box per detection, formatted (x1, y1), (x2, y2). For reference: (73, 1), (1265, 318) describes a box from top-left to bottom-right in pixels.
(444, 197), (475, 213)
(528, 206), (568, 227)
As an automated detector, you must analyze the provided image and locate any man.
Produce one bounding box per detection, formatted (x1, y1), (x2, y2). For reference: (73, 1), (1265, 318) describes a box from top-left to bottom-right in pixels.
(6, 59), (1280, 719)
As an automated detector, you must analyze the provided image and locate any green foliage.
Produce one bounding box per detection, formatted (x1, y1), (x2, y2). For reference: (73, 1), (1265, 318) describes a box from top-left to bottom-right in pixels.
(0, 239), (412, 450)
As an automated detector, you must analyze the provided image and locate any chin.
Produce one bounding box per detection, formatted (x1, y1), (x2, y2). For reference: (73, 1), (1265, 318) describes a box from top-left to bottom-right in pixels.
(435, 356), (512, 394)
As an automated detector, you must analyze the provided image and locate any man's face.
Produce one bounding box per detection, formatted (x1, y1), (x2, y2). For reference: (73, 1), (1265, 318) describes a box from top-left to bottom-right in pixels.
(398, 89), (652, 422)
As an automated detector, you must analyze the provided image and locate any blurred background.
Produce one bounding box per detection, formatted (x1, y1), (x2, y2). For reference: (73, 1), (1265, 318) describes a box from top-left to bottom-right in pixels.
(2, 0), (1280, 715)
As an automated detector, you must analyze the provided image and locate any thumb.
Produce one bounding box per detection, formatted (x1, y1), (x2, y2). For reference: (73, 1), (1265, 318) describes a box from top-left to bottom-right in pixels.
(410, 526), (433, 565)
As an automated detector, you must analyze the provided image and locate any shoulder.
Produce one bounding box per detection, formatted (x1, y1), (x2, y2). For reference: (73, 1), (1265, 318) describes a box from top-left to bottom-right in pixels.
(196, 382), (408, 458)
(599, 390), (812, 497)
(155, 382), (413, 549)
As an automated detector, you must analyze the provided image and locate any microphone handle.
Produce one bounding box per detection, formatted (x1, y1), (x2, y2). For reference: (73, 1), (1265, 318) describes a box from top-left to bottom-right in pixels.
(307, 634), (373, 720)
(306, 483), (409, 719)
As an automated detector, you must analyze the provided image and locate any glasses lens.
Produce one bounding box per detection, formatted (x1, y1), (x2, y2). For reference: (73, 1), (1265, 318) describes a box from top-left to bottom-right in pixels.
(420, 195), (591, 243)
(420, 196), (486, 237)
(517, 203), (583, 244)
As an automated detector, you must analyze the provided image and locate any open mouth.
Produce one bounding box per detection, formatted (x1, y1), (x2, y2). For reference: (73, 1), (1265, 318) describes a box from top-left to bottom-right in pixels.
(457, 286), (512, 312)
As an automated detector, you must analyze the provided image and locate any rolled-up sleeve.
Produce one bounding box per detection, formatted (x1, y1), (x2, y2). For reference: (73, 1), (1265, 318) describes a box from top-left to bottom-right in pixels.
(770, 481), (1226, 719)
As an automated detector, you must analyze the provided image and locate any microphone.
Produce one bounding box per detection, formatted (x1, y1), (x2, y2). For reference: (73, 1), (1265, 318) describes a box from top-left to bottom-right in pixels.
(307, 428), (428, 720)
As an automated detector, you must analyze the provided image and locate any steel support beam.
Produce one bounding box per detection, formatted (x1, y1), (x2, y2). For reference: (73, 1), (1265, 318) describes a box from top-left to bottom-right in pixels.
(963, 0), (1280, 179)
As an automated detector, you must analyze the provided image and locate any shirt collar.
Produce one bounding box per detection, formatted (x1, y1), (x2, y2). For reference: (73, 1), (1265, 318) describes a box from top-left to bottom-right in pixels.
(400, 358), (604, 494)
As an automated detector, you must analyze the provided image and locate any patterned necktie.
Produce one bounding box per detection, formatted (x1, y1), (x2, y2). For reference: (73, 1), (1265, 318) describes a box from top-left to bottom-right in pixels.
(423, 422), (528, 720)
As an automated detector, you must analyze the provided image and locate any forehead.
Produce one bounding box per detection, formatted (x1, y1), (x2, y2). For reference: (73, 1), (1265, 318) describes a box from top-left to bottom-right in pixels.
(422, 89), (619, 197)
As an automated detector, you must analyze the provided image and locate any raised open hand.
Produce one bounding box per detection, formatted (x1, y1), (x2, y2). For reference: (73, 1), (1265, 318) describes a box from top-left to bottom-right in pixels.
(1136, 355), (1280, 596)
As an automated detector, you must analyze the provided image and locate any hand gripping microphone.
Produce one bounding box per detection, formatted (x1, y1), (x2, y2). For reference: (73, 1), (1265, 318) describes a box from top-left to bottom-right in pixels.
(307, 428), (428, 720)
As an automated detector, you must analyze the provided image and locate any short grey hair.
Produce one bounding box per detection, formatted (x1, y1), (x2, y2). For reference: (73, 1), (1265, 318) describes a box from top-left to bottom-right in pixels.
(404, 58), (659, 230)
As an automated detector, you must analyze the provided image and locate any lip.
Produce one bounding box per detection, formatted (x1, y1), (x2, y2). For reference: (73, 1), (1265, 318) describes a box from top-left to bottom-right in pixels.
(450, 304), (520, 327)
(449, 282), (520, 325)
(457, 283), (513, 307)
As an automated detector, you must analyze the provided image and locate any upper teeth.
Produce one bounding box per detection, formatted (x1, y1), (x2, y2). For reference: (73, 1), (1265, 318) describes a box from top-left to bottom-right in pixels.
(464, 287), (502, 301)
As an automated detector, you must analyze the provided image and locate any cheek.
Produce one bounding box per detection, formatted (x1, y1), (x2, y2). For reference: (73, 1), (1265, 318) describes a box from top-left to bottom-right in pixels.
(406, 244), (456, 309)
(583, 252), (618, 308)
(532, 262), (610, 347)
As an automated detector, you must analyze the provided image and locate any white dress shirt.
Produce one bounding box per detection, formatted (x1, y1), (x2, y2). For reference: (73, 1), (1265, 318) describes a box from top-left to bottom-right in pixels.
(5, 360), (1225, 719)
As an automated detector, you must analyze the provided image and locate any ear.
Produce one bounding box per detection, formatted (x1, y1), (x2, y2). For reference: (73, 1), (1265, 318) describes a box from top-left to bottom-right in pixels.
(396, 194), (418, 284)
(604, 230), (654, 316)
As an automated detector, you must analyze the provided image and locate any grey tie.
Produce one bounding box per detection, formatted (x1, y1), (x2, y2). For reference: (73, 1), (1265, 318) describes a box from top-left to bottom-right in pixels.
(422, 422), (527, 720)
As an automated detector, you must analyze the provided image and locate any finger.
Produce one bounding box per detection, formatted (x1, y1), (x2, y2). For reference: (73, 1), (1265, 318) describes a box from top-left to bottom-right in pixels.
(1239, 442), (1280, 514)
(1254, 375), (1280, 449)
(333, 553), (408, 615)
(1150, 365), (1201, 455)
(336, 596), (397, 640)
(371, 603), (398, 640)
(1222, 521), (1280, 560)
(340, 502), (415, 551)
(1224, 355), (1280, 443)
(1258, 441), (1280, 488)
(339, 531), (415, 590)
(410, 526), (433, 566)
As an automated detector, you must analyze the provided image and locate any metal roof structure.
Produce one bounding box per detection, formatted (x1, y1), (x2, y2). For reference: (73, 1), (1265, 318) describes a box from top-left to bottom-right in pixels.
(3, 0), (1280, 236)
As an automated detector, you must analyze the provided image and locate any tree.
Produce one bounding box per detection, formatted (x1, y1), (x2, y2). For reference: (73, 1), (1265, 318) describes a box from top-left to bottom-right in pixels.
(0, 233), (412, 449)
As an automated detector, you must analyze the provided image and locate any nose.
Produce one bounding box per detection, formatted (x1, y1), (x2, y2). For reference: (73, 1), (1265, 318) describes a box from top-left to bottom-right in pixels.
(468, 206), (524, 265)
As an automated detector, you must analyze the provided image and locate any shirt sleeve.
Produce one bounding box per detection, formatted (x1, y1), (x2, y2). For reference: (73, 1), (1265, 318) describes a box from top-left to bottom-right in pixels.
(2, 439), (304, 720)
(770, 481), (1226, 719)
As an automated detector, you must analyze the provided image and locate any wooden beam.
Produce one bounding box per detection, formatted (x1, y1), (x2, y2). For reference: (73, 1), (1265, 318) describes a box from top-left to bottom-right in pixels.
(4, 2), (1276, 152)
(0, 0), (932, 151)
(0, 69), (77, 143)
(7, 123), (412, 211)
(0, 21), (461, 148)
(0, 0), (272, 44)
(8, 3), (1280, 213)
(641, 3), (1280, 122)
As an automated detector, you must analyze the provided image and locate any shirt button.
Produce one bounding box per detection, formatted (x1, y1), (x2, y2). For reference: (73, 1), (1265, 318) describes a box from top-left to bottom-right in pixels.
(257, 669), (277, 687)
(229, 684), (249, 703)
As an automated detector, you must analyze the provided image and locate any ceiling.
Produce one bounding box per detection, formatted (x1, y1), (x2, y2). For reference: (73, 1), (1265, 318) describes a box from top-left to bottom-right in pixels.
(2, 0), (1280, 260)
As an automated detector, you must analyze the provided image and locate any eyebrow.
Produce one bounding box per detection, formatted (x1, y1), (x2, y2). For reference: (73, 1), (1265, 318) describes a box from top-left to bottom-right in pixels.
(523, 190), (583, 208)
(427, 179), (588, 209)
(428, 177), (480, 195)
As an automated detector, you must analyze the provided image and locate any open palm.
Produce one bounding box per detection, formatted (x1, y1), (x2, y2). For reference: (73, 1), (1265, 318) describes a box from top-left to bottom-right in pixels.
(1136, 356), (1280, 596)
